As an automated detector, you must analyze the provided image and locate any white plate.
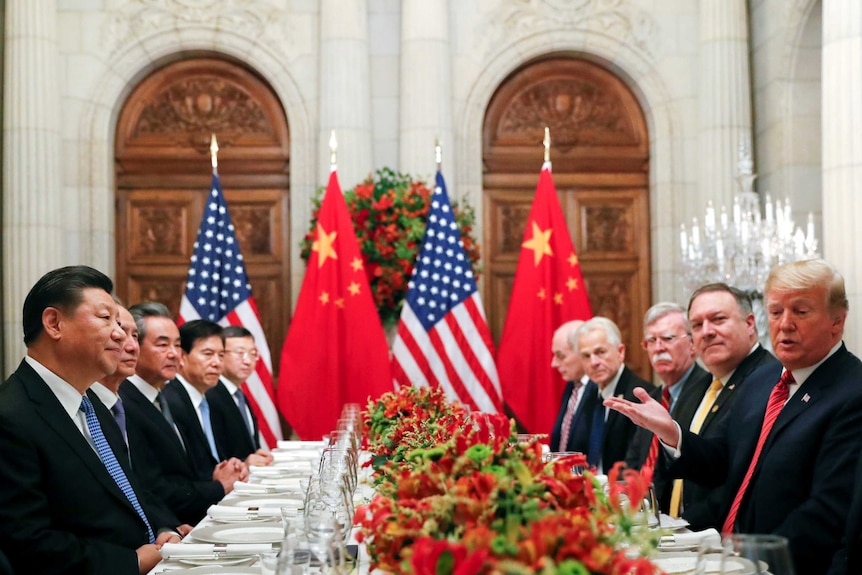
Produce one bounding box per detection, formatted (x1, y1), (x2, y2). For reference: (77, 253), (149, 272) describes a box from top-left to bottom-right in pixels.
(220, 495), (305, 508)
(170, 567), (259, 575)
(178, 556), (257, 567)
(191, 522), (284, 544)
(277, 440), (326, 450)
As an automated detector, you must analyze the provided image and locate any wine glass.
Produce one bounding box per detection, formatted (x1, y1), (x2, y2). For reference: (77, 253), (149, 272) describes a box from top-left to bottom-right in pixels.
(720, 534), (795, 575)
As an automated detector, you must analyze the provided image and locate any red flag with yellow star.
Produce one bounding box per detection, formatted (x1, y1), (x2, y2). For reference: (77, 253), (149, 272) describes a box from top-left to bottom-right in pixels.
(496, 162), (591, 435)
(277, 169), (392, 439)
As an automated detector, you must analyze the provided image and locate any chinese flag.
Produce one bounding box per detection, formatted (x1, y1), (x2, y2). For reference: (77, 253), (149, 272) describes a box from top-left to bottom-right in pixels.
(496, 162), (592, 435)
(277, 169), (392, 439)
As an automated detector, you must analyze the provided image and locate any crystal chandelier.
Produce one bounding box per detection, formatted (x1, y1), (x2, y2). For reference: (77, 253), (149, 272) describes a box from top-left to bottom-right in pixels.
(679, 141), (820, 297)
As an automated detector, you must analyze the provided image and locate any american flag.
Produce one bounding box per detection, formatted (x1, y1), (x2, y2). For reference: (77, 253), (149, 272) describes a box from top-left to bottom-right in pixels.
(178, 173), (283, 447)
(391, 171), (503, 413)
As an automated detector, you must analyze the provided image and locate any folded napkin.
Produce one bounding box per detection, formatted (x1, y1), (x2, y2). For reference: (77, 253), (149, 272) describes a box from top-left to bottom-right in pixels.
(271, 450), (321, 461)
(159, 543), (271, 559)
(207, 505), (282, 521)
(232, 481), (282, 494)
(664, 528), (721, 548)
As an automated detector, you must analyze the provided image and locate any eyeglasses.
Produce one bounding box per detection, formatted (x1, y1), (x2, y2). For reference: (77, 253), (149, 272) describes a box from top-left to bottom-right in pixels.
(225, 349), (259, 361)
(642, 333), (689, 348)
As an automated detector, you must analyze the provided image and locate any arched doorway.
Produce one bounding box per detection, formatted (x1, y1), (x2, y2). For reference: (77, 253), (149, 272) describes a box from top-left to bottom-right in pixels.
(115, 57), (291, 370)
(483, 56), (652, 378)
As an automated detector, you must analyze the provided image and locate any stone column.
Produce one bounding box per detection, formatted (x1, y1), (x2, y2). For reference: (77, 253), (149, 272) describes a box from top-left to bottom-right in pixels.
(698, 0), (753, 209)
(3, 0), (63, 371)
(319, 0), (373, 188)
(399, 0), (454, 182)
(822, 0), (862, 350)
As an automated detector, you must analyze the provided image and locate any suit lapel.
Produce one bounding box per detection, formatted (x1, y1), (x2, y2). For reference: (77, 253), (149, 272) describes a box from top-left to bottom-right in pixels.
(120, 380), (186, 453)
(18, 364), (134, 510)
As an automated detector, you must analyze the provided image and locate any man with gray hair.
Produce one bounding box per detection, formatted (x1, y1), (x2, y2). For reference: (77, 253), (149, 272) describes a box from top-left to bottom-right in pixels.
(568, 316), (658, 472)
(624, 302), (711, 509)
(549, 320), (595, 452)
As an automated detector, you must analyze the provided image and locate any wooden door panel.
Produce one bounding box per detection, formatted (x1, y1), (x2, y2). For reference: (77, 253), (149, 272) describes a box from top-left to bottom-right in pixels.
(482, 56), (651, 380)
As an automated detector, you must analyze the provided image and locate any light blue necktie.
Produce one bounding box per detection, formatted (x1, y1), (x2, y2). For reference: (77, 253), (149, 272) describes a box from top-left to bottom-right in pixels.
(199, 398), (220, 461)
(80, 396), (155, 543)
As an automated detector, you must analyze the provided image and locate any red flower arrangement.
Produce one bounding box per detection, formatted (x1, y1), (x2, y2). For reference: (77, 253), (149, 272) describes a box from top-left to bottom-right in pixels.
(301, 168), (482, 329)
(357, 387), (663, 574)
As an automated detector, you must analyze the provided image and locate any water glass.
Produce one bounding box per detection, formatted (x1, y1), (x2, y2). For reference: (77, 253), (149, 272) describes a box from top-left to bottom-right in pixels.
(719, 534), (795, 575)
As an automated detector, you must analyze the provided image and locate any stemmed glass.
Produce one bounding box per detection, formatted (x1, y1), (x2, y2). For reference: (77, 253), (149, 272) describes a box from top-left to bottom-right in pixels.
(696, 534), (795, 574)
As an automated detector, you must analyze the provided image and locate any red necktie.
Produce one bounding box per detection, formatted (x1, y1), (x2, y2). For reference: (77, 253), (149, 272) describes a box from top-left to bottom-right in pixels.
(721, 370), (794, 534)
(643, 385), (672, 471)
(559, 380), (583, 451)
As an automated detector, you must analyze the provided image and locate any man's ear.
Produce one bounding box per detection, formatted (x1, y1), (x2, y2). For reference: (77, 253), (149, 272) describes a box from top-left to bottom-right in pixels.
(41, 307), (63, 341)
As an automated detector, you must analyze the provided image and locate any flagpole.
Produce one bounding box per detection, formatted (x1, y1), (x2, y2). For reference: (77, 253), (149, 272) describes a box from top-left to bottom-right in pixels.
(329, 130), (337, 172)
(210, 133), (219, 175)
(435, 137), (442, 170)
(543, 126), (551, 165)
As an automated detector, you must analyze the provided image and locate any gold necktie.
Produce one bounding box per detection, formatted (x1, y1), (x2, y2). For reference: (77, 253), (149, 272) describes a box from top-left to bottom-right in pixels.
(669, 378), (724, 517)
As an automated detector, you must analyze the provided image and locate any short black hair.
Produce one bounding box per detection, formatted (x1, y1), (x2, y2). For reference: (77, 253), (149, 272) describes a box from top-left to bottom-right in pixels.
(22, 265), (114, 346)
(179, 320), (223, 353)
(222, 325), (253, 340)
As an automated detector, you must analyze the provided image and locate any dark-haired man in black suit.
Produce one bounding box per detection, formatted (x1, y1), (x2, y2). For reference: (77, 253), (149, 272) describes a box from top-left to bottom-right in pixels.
(674, 283), (777, 527)
(0, 266), (178, 574)
(207, 325), (274, 466)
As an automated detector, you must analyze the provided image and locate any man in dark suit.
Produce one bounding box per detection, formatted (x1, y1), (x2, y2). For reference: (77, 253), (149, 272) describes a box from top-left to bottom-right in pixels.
(625, 303), (710, 510)
(121, 302), (244, 525)
(607, 259), (862, 574)
(208, 325), (274, 466)
(549, 320), (593, 452)
(569, 316), (659, 472)
(0, 266), (178, 574)
(677, 283), (777, 527)
(164, 320), (247, 480)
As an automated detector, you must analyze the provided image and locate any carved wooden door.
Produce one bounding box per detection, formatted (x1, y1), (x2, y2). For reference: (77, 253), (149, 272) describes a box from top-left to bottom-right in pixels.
(483, 57), (652, 379)
(115, 58), (290, 371)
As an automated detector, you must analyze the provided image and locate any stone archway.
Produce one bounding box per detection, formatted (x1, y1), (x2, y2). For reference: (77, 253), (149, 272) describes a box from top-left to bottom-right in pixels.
(482, 56), (652, 378)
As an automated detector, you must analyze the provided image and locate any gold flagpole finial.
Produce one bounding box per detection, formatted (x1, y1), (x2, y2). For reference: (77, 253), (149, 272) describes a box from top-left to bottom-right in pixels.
(435, 137), (442, 169)
(329, 130), (338, 168)
(210, 133), (219, 173)
(543, 126), (550, 163)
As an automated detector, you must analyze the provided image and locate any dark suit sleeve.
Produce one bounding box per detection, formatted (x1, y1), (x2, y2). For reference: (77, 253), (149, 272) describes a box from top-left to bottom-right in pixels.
(0, 415), (139, 574)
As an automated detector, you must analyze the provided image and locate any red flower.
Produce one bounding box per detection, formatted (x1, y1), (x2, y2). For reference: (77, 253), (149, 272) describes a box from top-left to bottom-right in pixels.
(410, 537), (488, 575)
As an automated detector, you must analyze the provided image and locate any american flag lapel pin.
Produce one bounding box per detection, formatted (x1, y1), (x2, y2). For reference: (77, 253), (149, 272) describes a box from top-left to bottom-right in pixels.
(802, 393), (811, 403)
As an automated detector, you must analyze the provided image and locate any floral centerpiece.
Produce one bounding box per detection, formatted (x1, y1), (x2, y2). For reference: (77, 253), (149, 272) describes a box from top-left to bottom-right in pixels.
(356, 387), (663, 574)
(301, 168), (482, 329)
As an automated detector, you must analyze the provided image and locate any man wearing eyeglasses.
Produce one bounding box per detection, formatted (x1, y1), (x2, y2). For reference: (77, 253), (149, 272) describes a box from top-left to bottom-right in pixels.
(625, 302), (711, 510)
(207, 326), (274, 466)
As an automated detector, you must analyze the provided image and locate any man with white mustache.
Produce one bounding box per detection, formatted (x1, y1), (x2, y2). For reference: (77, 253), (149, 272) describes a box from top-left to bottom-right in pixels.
(625, 303), (711, 511)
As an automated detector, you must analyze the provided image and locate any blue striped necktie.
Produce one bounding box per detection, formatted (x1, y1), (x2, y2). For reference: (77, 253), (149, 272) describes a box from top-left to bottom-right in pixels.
(80, 396), (155, 543)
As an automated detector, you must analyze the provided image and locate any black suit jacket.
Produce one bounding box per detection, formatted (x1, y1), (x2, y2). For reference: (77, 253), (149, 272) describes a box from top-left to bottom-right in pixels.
(682, 345), (777, 529)
(164, 379), (221, 477)
(0, 361), (151, 574)
(119, 380), (224, 525)
(830, 444), (862, 575)
(570, 366), (658, 470)
(207, 380), (260, 461)
(549, 379), (595, 452)
(671, 345), (862, 575)
(625, 364), (711, 509)
(87, 389), (182, 530)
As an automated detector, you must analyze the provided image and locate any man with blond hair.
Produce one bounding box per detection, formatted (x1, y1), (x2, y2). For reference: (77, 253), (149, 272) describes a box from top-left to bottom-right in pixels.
(607, 260), (862, 575)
